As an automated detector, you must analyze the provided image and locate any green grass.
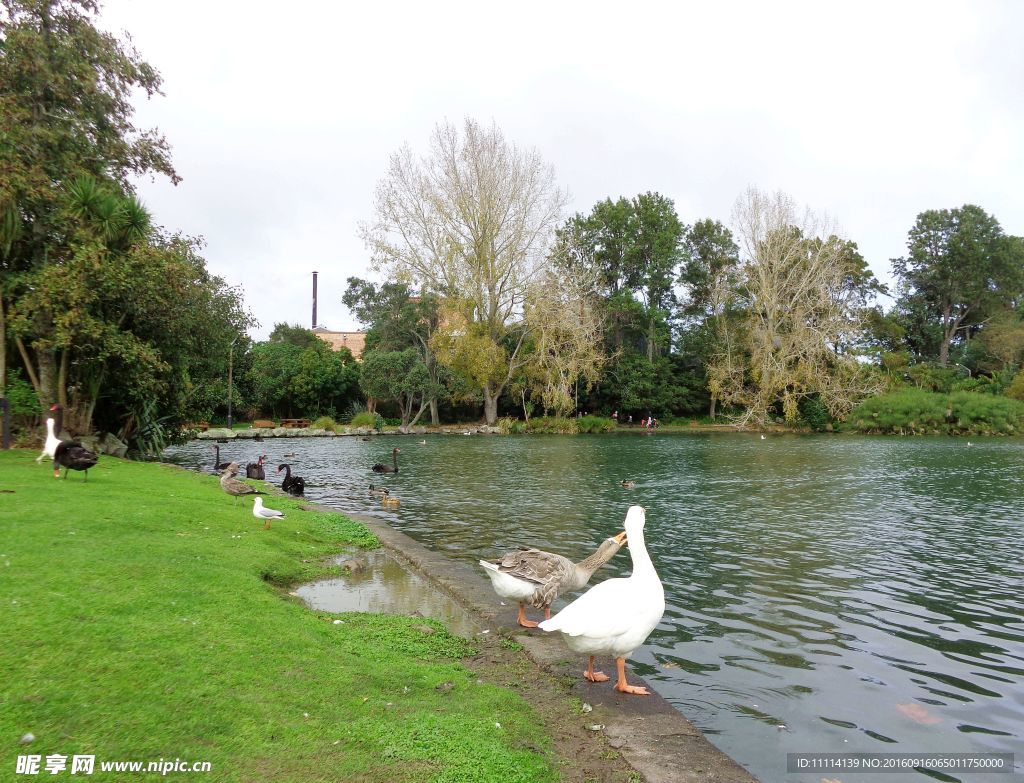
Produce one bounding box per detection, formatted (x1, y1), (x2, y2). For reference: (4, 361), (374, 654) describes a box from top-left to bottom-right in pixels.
(0, 451), (556, 782)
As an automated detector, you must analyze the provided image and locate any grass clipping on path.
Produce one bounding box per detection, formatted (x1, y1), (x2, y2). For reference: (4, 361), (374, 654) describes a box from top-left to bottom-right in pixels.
(0, 452), (556, 782)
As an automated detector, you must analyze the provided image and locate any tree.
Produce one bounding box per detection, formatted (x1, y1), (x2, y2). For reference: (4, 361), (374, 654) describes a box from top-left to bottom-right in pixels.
(1, 0), (180, 425)
(678, 219), (740, 417)
(708, 188), (883, 426)
(358, 348), (440, 429)
(268, 322), (318, 349)
(342, 278), (447, 424)
(624, 193), (684, 361)
(361, 118), (568, 425)
(892, 206), (1024, 366)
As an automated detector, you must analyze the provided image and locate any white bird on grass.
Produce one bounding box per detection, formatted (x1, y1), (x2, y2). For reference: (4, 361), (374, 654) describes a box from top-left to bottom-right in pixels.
(35, 406), (62, 467)
(539, 505), (665, 695)
(252, 496), (284, 529)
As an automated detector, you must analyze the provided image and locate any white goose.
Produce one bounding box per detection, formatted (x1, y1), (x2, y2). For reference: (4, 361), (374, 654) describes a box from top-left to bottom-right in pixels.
(35, 405), (62, 469)
(539, 505), (664, 695)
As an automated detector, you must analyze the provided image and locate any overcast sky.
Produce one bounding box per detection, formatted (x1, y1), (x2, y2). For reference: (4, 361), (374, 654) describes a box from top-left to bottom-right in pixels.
(99, 0), (1024, 340)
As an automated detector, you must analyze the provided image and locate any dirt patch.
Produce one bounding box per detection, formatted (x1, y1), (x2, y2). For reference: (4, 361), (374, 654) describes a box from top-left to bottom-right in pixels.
(464, 636), (640, 783)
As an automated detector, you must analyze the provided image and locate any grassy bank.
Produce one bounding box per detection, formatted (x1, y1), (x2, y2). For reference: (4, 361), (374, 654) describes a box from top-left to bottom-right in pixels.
(0, 451), (557, 782)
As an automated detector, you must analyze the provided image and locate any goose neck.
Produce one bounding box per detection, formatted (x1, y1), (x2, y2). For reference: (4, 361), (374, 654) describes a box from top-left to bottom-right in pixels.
(627, 528), (656, 577)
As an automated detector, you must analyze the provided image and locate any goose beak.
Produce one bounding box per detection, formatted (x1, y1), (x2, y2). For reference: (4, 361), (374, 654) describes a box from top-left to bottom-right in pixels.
(612, 531), (627, 545)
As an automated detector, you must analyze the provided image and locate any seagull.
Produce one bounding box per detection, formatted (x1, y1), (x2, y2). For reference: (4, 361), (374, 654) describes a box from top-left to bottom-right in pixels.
(760, 434), (766, 440)
(252, 497), (284, 529)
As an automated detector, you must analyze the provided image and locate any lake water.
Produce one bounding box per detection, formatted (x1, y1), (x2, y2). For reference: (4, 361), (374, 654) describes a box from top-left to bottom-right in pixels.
(165, 433), (1024, 781)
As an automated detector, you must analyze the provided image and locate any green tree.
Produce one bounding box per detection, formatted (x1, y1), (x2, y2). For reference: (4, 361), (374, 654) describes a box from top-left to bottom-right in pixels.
(892, 205), (1024, 366)
(1, 0), (178, 412)
(342, 278), (447, 424)
(268, 322), (318, 349)
(359, 348), (440, 429)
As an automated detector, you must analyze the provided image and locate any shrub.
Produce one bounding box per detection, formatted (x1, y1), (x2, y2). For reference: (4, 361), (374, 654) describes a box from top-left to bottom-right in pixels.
(576, 415), (616, 433)
(495, 417), (524, 434)
(342, 400), (366, 423)
(846, 388), (1024, 436)
(311, 415), (337, 431)
(523, 416), (578, 434)
(798, 396), (832, 432)
(1007, 370), (1024, 402)
(349, 411), (378, 429)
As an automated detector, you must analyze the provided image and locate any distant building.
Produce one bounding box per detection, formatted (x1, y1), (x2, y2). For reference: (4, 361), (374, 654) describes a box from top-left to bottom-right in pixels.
(313, 327), (367, 360)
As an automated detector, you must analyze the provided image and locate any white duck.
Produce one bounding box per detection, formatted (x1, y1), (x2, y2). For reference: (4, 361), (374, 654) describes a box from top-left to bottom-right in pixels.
(539, 505), (664, 695)
(480, 532), (627, 628)
(35, 405), (63, 470)
(252, 496), (284, 529)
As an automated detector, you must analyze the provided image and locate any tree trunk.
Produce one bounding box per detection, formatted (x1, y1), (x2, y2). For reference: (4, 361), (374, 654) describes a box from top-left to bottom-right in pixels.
(483, 382), (499, 426)
(37, 349), (58, 409)
(429, 397), (439, 426)
(0, 297), (6, 400)
(709, 396), (717, 420)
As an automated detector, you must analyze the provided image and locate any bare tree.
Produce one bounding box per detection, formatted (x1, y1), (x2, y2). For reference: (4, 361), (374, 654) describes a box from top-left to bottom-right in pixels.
(523, 244), (607, 416)
(362, 119), (568, 424)
(708, 188), (883, 427)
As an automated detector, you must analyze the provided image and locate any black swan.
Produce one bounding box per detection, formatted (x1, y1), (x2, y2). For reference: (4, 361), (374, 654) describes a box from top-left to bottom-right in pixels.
(277, 463), (306, 495)
(246, 455), (266, 480)
(371, 447), (401, 474)
(54, 440), (98, 481)
(212, 445), (232, 473)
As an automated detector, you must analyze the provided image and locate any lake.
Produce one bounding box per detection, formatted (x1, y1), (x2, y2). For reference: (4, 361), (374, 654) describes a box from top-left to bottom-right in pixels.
(165, 433), (1024, 781)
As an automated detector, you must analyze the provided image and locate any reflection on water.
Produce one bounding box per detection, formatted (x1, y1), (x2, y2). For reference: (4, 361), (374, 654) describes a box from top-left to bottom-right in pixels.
(294, 549), (480, 638)
(165, 433), (1024, 782)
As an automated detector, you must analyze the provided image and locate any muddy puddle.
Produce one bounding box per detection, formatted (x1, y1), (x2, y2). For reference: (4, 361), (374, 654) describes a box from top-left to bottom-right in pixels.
(294, 549), (481, 638)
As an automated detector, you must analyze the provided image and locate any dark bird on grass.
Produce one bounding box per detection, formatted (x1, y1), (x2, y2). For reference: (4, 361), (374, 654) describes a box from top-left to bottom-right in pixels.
(211, 445), (232, 473)
(220, 463), (264, 499)
(54, 440), (98, 481)
(372, 447), (401, 474)
(277, 463), (306, 495)
(246, 455), (266, 480)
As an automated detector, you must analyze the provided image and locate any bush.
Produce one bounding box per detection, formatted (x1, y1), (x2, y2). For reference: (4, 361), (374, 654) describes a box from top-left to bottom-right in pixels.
(576, 415), (616, 433)
(311, 415), (337, 431)
(495, 417), (524, 434)
(798, 396), (832, 432)
(1007, 370), (1024, 402)
(846, 388), (1024, 436)
(349, 411), (378, 429)
(523, 416), (578, 434)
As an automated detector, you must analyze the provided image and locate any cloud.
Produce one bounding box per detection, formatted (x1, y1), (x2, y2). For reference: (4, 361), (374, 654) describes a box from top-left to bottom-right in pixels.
(101, 0), (1024, 338)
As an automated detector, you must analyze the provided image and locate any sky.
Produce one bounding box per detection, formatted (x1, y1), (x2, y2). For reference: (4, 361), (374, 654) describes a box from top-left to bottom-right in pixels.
(98, 0), (1024, 340)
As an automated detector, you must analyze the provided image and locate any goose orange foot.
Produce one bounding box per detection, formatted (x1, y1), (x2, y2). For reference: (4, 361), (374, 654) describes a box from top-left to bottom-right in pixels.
(516, 604), (539, 628)
(614, 657), (650, 695)
(584, 656), (609, 682)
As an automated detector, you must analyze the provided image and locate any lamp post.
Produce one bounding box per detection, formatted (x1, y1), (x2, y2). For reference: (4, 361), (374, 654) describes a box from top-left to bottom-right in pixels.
(227, 337), (238, 429)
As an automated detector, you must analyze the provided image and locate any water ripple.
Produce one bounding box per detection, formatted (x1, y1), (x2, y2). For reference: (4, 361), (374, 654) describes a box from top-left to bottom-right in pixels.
(165, 433), (1024, 782)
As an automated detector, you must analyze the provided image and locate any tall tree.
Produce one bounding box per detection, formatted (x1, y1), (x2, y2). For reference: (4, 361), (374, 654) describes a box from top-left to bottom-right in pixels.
(1, 0), (178, 414)
(679, 219), (740, 417)
(708, 188), (882, 426)
(891, 205), (1024, 366)
(361, 119), (568, 424)
(624, 192), (685, 361)
(342, 278), (447, 424)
